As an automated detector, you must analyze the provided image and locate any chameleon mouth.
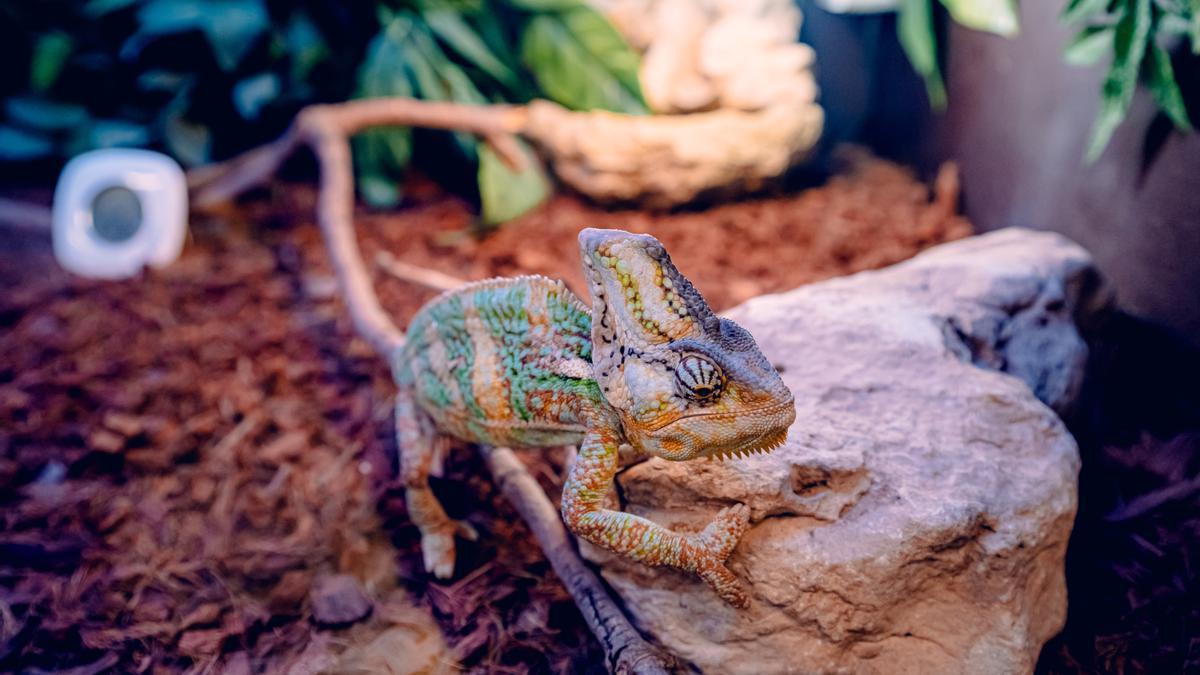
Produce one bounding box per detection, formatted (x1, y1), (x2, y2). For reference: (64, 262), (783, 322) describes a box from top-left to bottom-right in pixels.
(705, 427), (789, 461)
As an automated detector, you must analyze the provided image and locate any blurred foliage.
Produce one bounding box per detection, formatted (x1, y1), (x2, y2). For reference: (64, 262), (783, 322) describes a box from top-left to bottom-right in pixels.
(895, 0), (1019, 110)
(1062, 0), (1198, 162)
(0, 0), (647, 222)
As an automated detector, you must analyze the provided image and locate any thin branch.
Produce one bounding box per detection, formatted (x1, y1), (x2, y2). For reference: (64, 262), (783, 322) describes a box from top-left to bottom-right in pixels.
(302, 109), (406, 356)
(0, 198), (53, 233)
(480, 446), (682, 675)
(375, 251), (468, 292)
(1107, 473), (1200, 522)
(224, 97), (683, 672)
(191, 98), (528, 209)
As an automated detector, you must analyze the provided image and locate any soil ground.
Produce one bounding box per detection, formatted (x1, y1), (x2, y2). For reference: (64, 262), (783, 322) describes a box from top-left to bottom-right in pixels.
(1, 153), (1196, 674)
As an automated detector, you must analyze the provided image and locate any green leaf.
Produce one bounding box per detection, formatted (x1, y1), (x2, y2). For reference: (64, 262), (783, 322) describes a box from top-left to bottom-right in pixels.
(425, 9), (519, 88)
(286, 13), (329, 81)
(86, 120), (150, 148)
(1084, 0), (1151, 161)
(30, 32), (73, 92)
(1191, 0), (1200, 53)
(1144, 43), (1194, 132)
(232, 73), (280, 120)
(940, 0), (1019, 36)
(126, 0), (269, 71)
(6, 96), (88, 132)
(353, 13), (419, 207)
(358, 171), (403, 208)
(1061, 0), (1110, 24)
(0, 125), (54, 161)
(897, 0), (947, 110)
(1064, 26), (1113, 65)
(506, 0), (586, 10)
(164, 114), (210, 166)
(137, 69), (189, 91)
(520, 7), (647, 113)
(84, 0), (140, 16)
(478, 138), (550, 226)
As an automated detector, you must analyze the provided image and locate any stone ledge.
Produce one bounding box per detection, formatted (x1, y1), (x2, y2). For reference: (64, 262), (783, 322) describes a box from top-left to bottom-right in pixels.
(583, 228), (1105, 675)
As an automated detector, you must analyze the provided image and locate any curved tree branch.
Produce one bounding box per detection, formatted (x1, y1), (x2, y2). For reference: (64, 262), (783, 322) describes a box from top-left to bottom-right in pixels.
(192, 95), (681, 673)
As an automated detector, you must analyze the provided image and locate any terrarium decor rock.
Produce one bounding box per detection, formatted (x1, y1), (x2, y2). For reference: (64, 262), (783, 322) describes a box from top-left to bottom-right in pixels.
(580, 229), (1104, 674)
(568, 0), (823, 206)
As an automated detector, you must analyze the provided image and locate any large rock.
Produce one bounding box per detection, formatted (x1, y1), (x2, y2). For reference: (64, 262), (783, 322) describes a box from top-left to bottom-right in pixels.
(582, 229), (1105, 674)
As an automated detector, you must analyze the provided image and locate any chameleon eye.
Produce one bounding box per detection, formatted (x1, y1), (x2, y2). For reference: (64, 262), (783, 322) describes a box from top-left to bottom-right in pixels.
(676, 354), (725, 402)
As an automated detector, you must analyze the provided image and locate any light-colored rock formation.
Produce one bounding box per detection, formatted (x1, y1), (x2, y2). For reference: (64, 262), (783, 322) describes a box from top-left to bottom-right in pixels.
(524, 100), (823, 208)
(593, 0), (818, 114)
(581, 229), (1104, 674)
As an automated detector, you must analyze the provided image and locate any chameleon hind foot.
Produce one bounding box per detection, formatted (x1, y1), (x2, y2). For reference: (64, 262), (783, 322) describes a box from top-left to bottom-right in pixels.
(420, 519), (478, 579)
(690, 504), (752, 608)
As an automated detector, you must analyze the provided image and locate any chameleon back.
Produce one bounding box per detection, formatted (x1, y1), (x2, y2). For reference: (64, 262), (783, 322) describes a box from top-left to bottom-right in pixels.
(395, 276), (600, 448)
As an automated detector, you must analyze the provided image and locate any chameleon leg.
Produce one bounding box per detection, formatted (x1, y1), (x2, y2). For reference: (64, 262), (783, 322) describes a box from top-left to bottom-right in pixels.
(396, 389), (477, 578)
(561, 428), (753, 608)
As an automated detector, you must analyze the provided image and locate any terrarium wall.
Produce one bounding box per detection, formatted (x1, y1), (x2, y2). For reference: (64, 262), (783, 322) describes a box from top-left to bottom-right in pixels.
(936, 2), (1200, 345)
(803, 0), (1200, 346)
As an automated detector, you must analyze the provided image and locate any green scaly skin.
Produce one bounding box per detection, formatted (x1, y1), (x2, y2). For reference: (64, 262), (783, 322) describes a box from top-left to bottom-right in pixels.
(393, 228), (795, 607)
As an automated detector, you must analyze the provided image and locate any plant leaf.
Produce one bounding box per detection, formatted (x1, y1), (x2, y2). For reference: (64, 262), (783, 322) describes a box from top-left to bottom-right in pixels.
(520, 7), (646, 113)
(1061, 0), (1111, 24)
(506, 0), (586, 10)
(1085, 0), (1151, 162)
(6, 96), (88, 132)
(232, 73), (280, 120)
(286, 13), (329, 81)
(30, 32), (73, 92)
(353, 13), (419, 207)
(1191, 0), (1200, 53)
(897, 0), (947, 110)
(83, 0), (140, 17)
(425, 9), (519, 88)
(164, 113), (210, 166)
(1143, 43), (1194, 132)
(0, 125), (54, 161)
(126, 0), (268, 71)
(478, 138), (549, 226)
(939, 0), (1019, 37)
(79, 119), (150, 152)
(1064, 26), (1113, 65)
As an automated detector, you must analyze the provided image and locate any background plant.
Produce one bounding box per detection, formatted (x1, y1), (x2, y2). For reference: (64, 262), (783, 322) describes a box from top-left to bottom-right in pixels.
(893, 0), (1199, 162)
(1062, 0), (1198, 161)
(895, 0), (1020, 109)
(0, 0), (646, 224)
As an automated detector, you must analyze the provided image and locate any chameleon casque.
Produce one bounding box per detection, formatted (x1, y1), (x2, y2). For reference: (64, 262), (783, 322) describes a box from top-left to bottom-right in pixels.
(393, 228), (795, 607)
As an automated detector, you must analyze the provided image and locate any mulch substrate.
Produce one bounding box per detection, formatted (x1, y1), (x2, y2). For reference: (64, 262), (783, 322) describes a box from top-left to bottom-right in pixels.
(1, 151), (1194, 674)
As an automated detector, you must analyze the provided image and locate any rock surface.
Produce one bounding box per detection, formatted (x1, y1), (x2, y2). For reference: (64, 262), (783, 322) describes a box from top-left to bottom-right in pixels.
(581, 229), (1106, 674)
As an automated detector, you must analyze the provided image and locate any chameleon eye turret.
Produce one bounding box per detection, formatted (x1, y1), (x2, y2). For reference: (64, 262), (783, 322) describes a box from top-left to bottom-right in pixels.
(676, 353), (725, 402)
(393, 227), (795, 608)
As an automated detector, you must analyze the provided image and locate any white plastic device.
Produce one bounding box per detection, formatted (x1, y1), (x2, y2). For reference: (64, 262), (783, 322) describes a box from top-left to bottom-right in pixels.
(52, 148), (188, 279)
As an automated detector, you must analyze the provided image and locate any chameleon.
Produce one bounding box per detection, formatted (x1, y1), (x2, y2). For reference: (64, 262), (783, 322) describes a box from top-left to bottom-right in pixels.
(393, 228), (796, 607)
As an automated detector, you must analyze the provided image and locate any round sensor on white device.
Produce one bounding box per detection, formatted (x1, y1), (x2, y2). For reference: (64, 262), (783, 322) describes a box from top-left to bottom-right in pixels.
(52, 148), (188, 279)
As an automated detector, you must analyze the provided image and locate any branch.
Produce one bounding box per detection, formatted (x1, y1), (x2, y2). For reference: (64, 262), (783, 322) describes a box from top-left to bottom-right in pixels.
(0, 198), (52, 233)
(480, 446), (682, 675)
(224, 97), (684, 672)
(376, 251), (468, 293)
(190, 98), (528, 209)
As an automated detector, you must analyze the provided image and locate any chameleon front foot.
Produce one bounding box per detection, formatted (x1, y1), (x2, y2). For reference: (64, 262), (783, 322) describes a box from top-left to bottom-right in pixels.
(689, 504), (752, 608)
(420, 519), (478, 579)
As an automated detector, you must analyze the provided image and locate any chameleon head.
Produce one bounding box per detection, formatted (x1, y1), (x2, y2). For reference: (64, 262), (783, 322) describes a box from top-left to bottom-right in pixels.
(578, 228), (796, 461)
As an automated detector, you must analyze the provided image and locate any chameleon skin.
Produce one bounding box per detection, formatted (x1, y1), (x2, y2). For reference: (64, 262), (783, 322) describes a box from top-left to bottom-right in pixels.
(393, 229), (795, 607)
